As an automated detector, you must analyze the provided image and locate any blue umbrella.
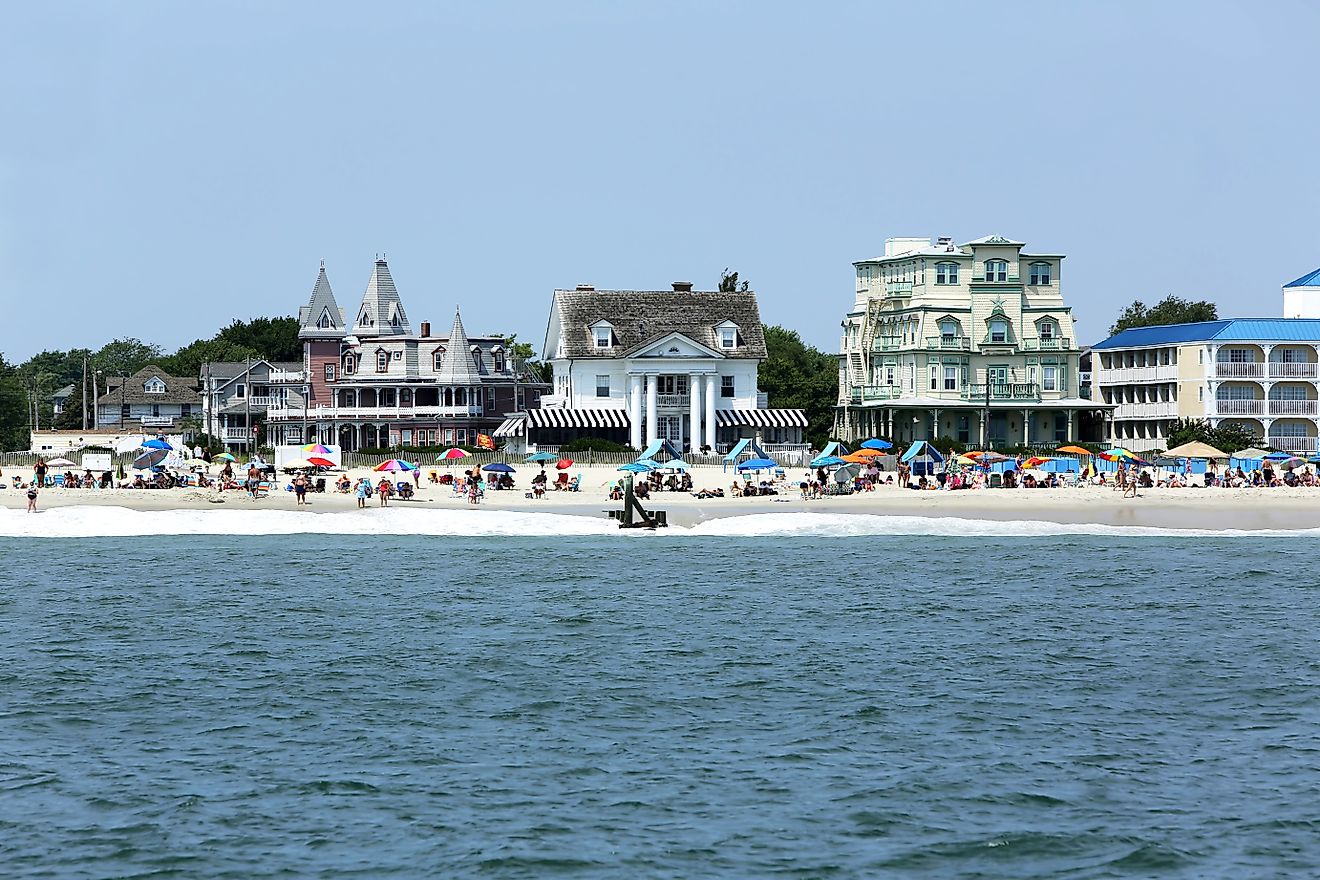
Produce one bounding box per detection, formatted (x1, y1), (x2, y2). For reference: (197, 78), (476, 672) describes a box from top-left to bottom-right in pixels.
(811, 455), (847, 467)
(634, 458), (662, 469)
(482, 462), (516, 473)
(660, 459), (689, 471)
(141, 438), (173, 450)
(861, 438), (892, 450)
(133, 449), (168, 469)
(737, 458), (778, 471)
(525, 452), (558, 462)
(618, 462), (652, 473)
(1264, 451), (1296, 461)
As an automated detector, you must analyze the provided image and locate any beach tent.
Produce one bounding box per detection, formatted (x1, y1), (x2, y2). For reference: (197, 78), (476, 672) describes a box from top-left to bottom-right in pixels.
(722, 438), (770, 472)
(816, 441), (849, 459)
(1040, 458), (1079, 474)
(899, 441), (944, 477)
(637, 438), (683, 463)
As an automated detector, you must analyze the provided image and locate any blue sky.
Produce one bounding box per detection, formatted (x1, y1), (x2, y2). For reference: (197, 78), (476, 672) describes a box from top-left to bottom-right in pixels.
(2, 1), (1317, 362)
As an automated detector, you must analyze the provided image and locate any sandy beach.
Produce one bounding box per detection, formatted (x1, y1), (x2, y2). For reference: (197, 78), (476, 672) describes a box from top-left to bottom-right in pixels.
(5, 463), (1320, 531)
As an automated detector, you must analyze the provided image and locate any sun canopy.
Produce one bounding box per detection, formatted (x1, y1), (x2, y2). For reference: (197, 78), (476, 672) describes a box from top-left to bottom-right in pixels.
(722, 438), (768, 463)
(1162, 441), (1229, 460)
(637, 438), (683, 462)
(899, 441), (944, 464)
(810, 455), (847, 467)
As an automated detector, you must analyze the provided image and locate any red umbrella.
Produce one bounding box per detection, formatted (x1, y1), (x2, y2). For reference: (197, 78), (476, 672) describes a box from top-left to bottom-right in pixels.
(307, 456), (335, 468)
(555, 458), (574, 470)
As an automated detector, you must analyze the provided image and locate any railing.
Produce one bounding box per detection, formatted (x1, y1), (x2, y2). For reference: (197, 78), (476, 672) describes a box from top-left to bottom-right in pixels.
(861, 385), (902, 401)
(1112, 402), (1176, 419)
(657, 394), (689, 408)
(268, 370), (306, 383)
(873, 337), (901, 351)
(885, 282), (913, 296)
(980, 335), (1017, 347)
(1268, 362), (1318, 378)
(1268, 399), (1318, 416)
(1213, 399), (1264, 415)
(266, 405), (485, 420)
(1214, 362), (1263, 379)
(1095, 366), (1178, 383)
(223, 428), (252, 441)
(1266, 436), (1317, 455)
(925, 336), (971, 350)
(961, 383), (1040, 402)
(140, 416), (174, 426)
(1020, 337), (1073, 351)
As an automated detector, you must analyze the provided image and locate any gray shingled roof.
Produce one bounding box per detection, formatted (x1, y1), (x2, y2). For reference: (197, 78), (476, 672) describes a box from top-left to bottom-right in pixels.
(352, 259), (411, 337)
(554, 289), (767, 359)
(99, 367), (202, 405)
(298, 265), (347, 338)
(434, 311), (481, 384)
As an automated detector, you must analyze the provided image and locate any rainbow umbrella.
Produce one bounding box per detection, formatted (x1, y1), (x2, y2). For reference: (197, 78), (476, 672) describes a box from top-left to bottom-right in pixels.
(374, 459), (418, 472)
(302, 443), (333, 454)
(437, 448), (470, 460)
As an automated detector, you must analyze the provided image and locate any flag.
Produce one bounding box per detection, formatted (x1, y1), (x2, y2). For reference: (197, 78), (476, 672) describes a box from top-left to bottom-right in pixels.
(476, 433), (495, 450)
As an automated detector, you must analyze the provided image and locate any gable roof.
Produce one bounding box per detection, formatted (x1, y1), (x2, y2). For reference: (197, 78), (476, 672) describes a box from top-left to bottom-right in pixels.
(298, 264), (346, 338)
(962, 234), (1024, 247)
(99, 366), (202, 405)
(434, 310), (482, 384)
(1091, 318), (1320, 349)
(1284, 266), (1320, 288)
(552, 289), (767, 359)
(353, 259), (411, 337)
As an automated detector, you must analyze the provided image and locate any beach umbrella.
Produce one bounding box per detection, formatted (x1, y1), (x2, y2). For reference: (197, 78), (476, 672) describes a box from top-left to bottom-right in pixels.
(45, 457), (77, 467)
(132, 449), (168, 469)
(660, 459), (688, 471)
(374, 459), (418, 472)
(114, 435), (147, 454)
(283, 457), (316, 470)
(555, 458), (575, 470)
(850, 448), (886, 458)
(307, 456), (335, 468)
(737, 458), (778, 471)
(810, 455), (847, 467)
(302, 443), (333, 454)
(1056, 445), (1092, 455)
(1263, 451), (1296, 462)
(841, 452), (872, 464)
(213, 452), (236, 462)
(1163, 441), (1229, 460)
(955, 454), (978, 466)
(141, 438), (173, 451)
(437, 447), (470, 460)
(860, 438), (892, 450)
(634, 458), (662, 470)
(833, 464), (861, 483)
(482, 462), (515, 473)
(1022, 456), (1052, 468)
(525, 452), (558, 463)
(618, 462), (651, 473)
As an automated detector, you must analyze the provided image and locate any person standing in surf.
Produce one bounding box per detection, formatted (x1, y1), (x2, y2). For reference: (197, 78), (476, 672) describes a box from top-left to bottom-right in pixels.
(26, 483), (38, 512)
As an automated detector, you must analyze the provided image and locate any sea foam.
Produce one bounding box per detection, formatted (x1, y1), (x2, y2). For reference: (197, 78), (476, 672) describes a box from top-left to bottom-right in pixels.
(1, 505), (1315, 540)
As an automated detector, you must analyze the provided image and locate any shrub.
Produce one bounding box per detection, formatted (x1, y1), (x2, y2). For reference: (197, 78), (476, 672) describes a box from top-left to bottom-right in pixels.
(559, 437), (636, 454)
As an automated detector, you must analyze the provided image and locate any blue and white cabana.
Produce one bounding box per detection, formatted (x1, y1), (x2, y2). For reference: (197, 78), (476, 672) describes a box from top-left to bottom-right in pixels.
(899, 441), (945, 477)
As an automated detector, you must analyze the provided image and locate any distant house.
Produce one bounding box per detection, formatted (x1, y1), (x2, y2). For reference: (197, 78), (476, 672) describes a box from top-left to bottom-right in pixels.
(199, 359), (305, 451)
(97, 367), (202, 434)
(494, 282), (806, 453)
(50, 384), (75, 417)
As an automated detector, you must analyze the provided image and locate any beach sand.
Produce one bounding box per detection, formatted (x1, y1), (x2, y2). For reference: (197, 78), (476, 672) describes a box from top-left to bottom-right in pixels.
(4, 463), (1320, 531)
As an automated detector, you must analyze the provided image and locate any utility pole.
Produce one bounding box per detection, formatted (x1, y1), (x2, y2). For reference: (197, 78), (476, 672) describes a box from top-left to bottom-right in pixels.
(244, 356), (252, 454)
(82, 355), (89, 430)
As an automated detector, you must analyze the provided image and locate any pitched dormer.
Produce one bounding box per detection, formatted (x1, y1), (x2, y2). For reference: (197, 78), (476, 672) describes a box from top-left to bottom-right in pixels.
(714, 320), (742, 351)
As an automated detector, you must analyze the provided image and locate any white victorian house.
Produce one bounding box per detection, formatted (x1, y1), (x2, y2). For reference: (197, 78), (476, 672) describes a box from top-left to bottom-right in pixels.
(496, 282), (806, 453)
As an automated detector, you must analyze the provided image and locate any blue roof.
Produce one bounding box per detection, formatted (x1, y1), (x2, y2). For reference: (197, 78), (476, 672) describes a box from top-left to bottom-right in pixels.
(1091, 320), (1229, 349)
(1284, 267), (1320, 288)
(1093, 318), (1320, 348)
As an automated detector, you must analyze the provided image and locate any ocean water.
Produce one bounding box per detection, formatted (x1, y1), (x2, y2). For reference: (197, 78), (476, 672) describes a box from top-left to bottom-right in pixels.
(3, 509), (1319, 878)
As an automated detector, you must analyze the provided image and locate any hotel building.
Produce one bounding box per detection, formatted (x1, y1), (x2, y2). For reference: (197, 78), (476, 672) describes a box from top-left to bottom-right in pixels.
(834, 235), (1103, 447)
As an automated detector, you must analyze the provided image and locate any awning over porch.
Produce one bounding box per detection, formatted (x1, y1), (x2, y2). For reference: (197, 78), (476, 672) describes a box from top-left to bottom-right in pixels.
(525, 408), (630, 429)
(492, 415), (526, 438)
(715, 408), (808, 428)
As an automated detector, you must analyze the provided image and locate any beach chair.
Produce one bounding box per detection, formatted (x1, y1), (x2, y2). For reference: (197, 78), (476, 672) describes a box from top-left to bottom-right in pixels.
(567, 475), (580, 492)
(553, 472), (570, 490)
(314, 478), (326, 493)
(53, 474), (65, 487)
(988, 472), (1003, 488)
(255, 480), (272, 497)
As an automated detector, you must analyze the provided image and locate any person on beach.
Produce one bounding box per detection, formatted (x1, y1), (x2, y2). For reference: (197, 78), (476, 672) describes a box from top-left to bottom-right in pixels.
(26, 483), (38, 512)
(293, 473), (308, 505)
(378, 478), (391, 506)
(355, 478), (368, 508)
(34, 458), (47, 488)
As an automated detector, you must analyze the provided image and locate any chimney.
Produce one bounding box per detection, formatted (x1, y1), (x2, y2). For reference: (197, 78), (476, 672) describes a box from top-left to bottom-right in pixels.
(576, 284), (595, 291)
(420, 321), (431, 338)
(672, 280), (694, 292)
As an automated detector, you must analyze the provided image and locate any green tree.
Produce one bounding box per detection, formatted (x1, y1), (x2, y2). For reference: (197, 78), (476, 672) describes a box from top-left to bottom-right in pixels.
(1109, 296), (1218, 336)
(217, 317), (301, 362)
(718, 268), (750, 292)
(0, 354), (30, 450)
(96, 338), (165, 378)
(1163, 417), (1257, 454)
(159, 337), (261, 378)
(500, 333), (551, 384)
(759, 325), (838, 448)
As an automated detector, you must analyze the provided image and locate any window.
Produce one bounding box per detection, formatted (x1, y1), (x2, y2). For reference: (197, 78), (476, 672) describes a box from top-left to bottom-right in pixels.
(989, 320), (1009, 344)
(721, 375), (734, 398)
(985, 259), (1008, 282)
(1043, 366), (1058, 391)
(594, 327), (612, 348)
(939, 320), (958, 341)
(720, 328), (737, 349)
(144, 379), (166, 394)
(929, 364), (939, 390)
(235, 383), (246, 399)
(1217, 386), (1256, 400)
(151, 404), (160, 417)
(181, 404), (191, 416)
(944, 365), (957, 390)
(359, 310), (373, 327)
(1225, 348), (1255, 363)
(121, 403), (130, 418)
(392, 351), (401, 361)
(344, 355), (355, 374)
(376, 351), (389, 372)
(935, 262), (958, 284)
(324, 364), (336, 382)
(472, 347), (482, 370)
(596, 374), (610, 398)
(1029, 262), (1051, 285)
(1039, 322), (1055, 339)
(317, 310), (332, 329)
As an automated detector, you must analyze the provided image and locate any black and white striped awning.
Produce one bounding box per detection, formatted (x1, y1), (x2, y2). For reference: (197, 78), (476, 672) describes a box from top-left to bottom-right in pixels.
(492, 416), (526, 438)
(526, 408), (631, 429)
(715, 408), (808, 428)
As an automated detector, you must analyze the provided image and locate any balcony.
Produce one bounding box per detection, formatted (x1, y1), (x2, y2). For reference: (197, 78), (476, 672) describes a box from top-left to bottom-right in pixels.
(885, 282), (913, 297)
(1213, 399), (1264, 415)
(1266, 436), (1317, 455)
(873, 337), (901, 352)
(1214, 362), (1264, 379)
(223, 428), (253, 441)
(961, 383), (1040, 402)
(1268, 399), (1319, 416)
(265, 405), (486, 421)
(268, 370), (307, 383)
(140, 416), (175, 427)
(861, 385), (902, 402)
(1096, 365), (1178, 383)
(657, 394), (689, 408)
(925, 336), (971, 351)
(1268, 362), (1318, 379)
(1021, 337), (1073, 351)
(1112, 402), (1177, 419)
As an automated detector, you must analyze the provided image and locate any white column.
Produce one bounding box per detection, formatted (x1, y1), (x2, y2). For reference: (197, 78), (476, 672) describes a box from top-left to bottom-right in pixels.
(645, 374), (658, 445)
(705, 374), (717, 450)
(628, 375), (643, 449)
(688, 374), (702, 454)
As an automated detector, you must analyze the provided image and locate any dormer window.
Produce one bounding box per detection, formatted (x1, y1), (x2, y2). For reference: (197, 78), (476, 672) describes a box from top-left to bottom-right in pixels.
(935, 262), (959, 285)
(343, 355), (355, 375)
(939, 319), (960, 342)
(492, 345), (505, 373)
(1039, 321), (1056, 340)
(317, 310), (333, 329)
(1029, 262), (1051, 285)
(471, 345), (483, 370)
(989, 319), (1009, 344)
(359, 310), (374, 327)
(376, 350), (389, 373)
(143, 378), (166, 394)
(985, 259), (1008, 282)
(433, 351), (444, 370)
(720, 328), (736, 349)
(594, 326), (612, 348)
